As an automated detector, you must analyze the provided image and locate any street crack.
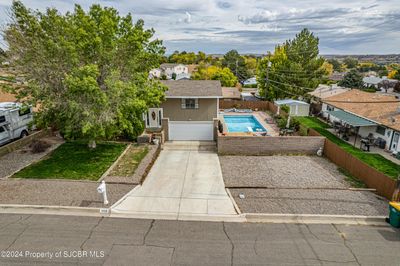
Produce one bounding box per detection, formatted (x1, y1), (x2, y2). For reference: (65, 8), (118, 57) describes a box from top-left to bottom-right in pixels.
(143, 219), (155, 245)
(80, 217), (104, 250)
(332, 224), (361, 266)
(222, 222), (234, 266)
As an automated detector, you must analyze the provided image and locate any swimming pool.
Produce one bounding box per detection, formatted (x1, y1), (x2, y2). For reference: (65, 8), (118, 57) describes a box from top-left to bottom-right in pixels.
(223, 115), (267, 133)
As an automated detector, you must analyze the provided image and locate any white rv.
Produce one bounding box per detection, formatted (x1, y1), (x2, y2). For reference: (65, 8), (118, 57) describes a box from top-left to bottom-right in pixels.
(0, 102), (33, 146)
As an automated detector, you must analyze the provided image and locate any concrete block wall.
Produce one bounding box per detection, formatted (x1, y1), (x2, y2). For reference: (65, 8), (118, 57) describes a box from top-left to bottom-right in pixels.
(217, 135), (325, 155)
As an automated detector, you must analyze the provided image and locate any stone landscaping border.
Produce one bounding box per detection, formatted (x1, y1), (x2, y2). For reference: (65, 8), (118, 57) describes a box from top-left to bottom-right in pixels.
(103, 144), (161, 185)
(0, 129), (49, 157)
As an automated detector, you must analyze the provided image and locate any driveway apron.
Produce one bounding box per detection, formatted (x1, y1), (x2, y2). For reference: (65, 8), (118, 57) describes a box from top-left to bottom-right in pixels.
(111, 142), (237, 220)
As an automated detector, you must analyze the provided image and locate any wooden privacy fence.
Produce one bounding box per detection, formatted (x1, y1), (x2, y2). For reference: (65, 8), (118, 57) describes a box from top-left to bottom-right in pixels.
(219, 100), (278, 113)
(309, 129), (397, 199)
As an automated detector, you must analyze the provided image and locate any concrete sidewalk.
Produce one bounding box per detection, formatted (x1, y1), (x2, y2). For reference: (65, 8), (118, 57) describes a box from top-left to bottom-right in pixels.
(111, 142), (237, 220)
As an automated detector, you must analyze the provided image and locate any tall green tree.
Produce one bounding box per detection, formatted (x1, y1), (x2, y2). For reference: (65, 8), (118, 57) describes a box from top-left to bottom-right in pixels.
(327, 58), (342, 72)
(343, 57), (358, 69)
(3, 1), (166, 147)
(258, 29), (325, 100)
(338, 70), (364, 89)
(222, 50), (250, 82)
(192, 65), (237, 87)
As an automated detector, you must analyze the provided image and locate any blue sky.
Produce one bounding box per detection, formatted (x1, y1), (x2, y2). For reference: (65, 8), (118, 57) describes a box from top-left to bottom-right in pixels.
(0, 0), (399, 54)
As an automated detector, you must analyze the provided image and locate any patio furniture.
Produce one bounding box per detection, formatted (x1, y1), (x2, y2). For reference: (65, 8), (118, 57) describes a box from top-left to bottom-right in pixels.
(360, 138), (370, 152)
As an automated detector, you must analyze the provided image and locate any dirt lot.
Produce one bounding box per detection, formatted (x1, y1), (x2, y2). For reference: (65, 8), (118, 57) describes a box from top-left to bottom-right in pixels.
(220, 155), (388, 216)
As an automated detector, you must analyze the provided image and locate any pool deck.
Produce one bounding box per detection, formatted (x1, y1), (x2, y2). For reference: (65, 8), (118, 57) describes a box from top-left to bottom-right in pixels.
(218, 111), (279, 136)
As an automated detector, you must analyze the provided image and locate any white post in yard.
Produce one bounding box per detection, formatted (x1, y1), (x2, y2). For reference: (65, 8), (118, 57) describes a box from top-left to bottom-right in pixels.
(97, 180), (109, 205)
(286, 115), (291, 129)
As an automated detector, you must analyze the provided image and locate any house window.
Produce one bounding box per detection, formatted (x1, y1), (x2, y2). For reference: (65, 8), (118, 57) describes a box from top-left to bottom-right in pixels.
(181, 98), (198, 109)
(376, 126), (386, 135)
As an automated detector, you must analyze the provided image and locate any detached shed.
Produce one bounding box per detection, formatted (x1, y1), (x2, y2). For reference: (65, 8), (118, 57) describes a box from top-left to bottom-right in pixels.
(274, 99), (310, 116)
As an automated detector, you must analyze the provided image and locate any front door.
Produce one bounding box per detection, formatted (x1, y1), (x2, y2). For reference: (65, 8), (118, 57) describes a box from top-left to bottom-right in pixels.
(391, 132), (400, 151)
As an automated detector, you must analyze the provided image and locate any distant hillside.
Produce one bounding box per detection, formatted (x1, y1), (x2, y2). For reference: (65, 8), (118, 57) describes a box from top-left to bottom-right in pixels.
(322, 54), (400, 64)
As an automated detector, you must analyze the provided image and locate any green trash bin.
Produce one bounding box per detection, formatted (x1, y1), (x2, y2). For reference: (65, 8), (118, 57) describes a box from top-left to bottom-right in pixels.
(389, 202), (400, 228)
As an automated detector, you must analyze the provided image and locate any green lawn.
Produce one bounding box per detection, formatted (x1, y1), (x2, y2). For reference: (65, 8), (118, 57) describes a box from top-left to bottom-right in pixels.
(297, 117), (400, 179)
(13, 141), (127, 181)
(108, 145), (149, 177)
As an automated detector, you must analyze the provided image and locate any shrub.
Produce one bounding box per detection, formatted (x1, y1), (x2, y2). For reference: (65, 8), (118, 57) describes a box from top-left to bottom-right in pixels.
(280, 104), (290, 114)
(30, 140), (51, 153)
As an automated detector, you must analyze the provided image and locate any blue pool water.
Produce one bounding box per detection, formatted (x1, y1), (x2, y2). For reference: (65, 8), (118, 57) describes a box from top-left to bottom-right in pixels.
(223, 115), (267, 133)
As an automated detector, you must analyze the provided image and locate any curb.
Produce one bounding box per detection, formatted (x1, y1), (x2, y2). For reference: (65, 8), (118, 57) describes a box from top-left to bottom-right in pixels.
(245, 213), (387, 226)
(0, 204), (109, 217)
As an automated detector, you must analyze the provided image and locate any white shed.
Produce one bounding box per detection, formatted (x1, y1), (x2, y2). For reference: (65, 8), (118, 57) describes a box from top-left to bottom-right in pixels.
(274, 99), (310, 116)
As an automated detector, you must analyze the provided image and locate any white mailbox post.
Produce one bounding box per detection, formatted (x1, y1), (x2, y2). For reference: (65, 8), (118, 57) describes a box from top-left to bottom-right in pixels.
(97, 180), (109, 205)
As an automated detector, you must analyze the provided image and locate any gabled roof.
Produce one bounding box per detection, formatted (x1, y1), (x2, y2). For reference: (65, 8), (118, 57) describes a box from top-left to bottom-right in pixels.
(222, 87), (241, 99)
(309, 85), (350, 99)
(160, 63), (185, 69)
(323, 89), (400, 131)
(275, 99), (309, 106)
(161, 80), (222, 98)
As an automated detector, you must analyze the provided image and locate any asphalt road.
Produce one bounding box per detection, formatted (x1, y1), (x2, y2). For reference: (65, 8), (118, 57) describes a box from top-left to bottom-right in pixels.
(0, 214), (399, 265)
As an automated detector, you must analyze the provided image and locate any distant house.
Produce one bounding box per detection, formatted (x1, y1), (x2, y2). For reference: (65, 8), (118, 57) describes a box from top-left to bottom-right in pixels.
(329, 72), (347, 82)
(149, 63), (190, 80)
(322, 89), (400, 152)
(221, 87), (241, 101)
(274, 99), (310, 116)
(363, 76), (382, 88)
(308, 84), (350, 114)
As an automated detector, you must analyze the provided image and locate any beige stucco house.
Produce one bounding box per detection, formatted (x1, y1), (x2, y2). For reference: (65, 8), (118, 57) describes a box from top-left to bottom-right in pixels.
(144, 80), (222, 141)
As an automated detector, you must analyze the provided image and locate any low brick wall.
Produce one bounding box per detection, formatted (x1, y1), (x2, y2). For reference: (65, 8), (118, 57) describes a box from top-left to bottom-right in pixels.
(0, 130), (48, 158)
(217, 135), (325, 155)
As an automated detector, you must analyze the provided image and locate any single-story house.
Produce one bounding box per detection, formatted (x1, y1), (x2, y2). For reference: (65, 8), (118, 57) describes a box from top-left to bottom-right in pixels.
(322, 89), (400, 152)
(243, 77), (257, 86)
(329, 72), (347, 82)
(274, 99), (310, 116)
(144, 80), (222, 141)
(309, 84), (350, 102)
(221, 87), (241, 101)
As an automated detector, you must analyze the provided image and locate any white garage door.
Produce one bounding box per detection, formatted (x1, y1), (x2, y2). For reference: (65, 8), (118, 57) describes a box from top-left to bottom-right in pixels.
(169, 121), (214, 141)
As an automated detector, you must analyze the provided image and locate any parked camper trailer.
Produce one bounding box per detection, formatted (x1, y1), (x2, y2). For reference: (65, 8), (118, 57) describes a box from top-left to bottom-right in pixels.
(0, 102), (33, 146)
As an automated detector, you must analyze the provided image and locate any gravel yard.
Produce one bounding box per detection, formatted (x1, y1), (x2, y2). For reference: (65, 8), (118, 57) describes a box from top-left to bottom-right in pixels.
(220, 155), (349, 188)
(220, 155), (388, 216)
(229, 188), (388, 216)
(0, 179), (133, 207)
(0, 135), (64, 179)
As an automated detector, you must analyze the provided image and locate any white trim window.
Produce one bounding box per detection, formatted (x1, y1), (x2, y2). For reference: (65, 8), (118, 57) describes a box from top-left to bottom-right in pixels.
(181, 98), (199, 109)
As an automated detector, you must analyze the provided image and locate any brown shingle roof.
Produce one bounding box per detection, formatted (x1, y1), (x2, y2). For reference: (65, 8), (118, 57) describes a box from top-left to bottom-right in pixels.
(323, 89), (400, 131)
(222, 87), (241, 99)
(161, 80), (222, 97)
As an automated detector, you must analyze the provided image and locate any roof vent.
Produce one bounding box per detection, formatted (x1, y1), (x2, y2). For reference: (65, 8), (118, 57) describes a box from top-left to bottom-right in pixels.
(391, 117), (396, 123)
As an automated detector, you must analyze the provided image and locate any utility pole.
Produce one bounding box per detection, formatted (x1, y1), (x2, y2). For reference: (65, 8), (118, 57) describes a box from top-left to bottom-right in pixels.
(265, 61), (272, 100)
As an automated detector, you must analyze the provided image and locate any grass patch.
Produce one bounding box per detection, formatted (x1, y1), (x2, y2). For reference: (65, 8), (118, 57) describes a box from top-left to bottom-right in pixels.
(338, 167), (367, 188)
(297, 117), (400, 179)
(13, 141), (127, 181)
(108, 145), (149, 177)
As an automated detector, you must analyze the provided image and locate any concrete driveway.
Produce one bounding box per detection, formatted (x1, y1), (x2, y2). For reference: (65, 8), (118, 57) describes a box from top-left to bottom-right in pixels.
(112, 142), (238, 221)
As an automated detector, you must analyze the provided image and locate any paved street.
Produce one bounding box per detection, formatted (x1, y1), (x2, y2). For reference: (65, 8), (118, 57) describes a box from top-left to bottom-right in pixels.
(112, 142), (236, 219)
(0, 214), (399, 265)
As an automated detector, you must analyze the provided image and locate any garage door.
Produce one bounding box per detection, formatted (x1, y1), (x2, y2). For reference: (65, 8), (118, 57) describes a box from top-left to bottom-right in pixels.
(169, 121), (214, 141)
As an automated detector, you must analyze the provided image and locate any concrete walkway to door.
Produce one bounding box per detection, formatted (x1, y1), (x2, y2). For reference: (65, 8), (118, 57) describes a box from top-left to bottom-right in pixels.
(111, 141), (240, 221)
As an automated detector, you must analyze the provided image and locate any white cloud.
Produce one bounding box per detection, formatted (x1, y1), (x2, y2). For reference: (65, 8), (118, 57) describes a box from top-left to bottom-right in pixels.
(0, 0), (399, 54)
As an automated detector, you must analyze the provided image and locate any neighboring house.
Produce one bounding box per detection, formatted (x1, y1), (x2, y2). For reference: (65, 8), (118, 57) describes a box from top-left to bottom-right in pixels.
(149, 63), (189, 80)
(274, 99), (310, 116)
(243, 77), (257, 86)
(363, 76), (382, 88)
(221, 87), (241, 101)
(329, 72), (347, 82)
(322, 89), (400, 152)
(308, 84), (350, 114)
(144, 80), (222, 141)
